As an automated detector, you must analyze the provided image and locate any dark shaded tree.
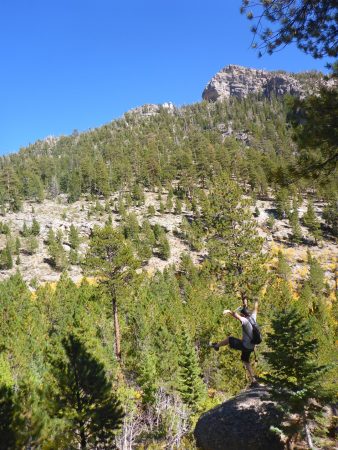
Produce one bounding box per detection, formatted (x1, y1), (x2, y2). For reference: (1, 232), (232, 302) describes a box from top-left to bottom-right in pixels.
(288, 88), (338, 177)
(0, 385), (16, 450)
(51, 335), (124, 449)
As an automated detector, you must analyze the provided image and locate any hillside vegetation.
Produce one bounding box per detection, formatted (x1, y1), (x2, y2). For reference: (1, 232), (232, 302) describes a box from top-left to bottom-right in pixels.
(0, 94), (337, 449)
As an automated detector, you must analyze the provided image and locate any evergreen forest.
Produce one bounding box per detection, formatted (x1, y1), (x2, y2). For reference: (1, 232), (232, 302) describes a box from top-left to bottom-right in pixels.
(0, 91), (337, 449)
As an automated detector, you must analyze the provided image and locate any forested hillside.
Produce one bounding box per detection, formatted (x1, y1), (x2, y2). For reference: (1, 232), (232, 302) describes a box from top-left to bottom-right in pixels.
(2, 94), (336, 206)
(0, 91), (337, 449)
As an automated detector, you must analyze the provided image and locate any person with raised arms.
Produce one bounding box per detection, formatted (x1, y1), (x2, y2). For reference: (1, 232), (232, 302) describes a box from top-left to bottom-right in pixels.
(211, 299), (261, 387)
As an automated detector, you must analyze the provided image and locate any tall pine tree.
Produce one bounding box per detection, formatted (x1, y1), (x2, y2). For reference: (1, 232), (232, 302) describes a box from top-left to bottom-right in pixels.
(202, 173), (267, 302)
(84, 225), (139, 360)
(177, 329), (206, 411)
(263, 308), (331, 449)
(50, 335), (124, 450)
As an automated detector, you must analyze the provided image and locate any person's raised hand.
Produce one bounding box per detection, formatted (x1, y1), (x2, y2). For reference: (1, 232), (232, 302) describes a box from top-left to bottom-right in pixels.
(223, 309), (231, 316)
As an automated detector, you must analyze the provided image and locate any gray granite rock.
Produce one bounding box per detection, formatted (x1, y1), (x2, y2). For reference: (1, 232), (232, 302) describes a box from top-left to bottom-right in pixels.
(125, 102), (175, 117)
(194, 386), (284, 450)
(202, 64), (331, 102)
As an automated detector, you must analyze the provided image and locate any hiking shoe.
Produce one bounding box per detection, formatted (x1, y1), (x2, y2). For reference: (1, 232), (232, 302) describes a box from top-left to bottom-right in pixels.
(210, 342), (220, 351)
(255, 376), (265, 383)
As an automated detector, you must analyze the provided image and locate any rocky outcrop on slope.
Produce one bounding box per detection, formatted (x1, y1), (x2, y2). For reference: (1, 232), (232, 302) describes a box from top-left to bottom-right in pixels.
(194, 386), (284, 450)
(125, 101), (176, 117)
(202, 64), (329, 102)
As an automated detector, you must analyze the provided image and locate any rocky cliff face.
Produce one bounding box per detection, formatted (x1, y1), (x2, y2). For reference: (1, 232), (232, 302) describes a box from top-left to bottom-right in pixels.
(194, 386), (285, 450)
(202, 64), (328, 102)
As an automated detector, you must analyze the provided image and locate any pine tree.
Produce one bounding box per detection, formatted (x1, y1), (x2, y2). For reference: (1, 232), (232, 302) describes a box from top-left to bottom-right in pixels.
(177, 330), (206, 410)
(276, 251), (291, 281)
(0, 385), (16, 450)
(174, 198), (182, 215)
(135, 239), (153, 262)
(182, 220), (204, 251)
(26, 235), (39, 255)
(69, 224), (80, 250)
(307, 256), (326, 297)
(153, 223), (163, 241)
(141, 219), (156, 247)
(68, 227), (80, 263)
(263, 308), (330, 448)
(137, 350), (158, 405)
(165, 195), (173, 213)
(67, 171), (82, 203)
(117, 199), (126, 218)
(159, 202), (165, 215)
(51, 335), (124, 449)
(275, 188), (290, 220)
(132, 184), (145, 206)
(290, 209), (302, 244)
(322, 198), (338, 237)
(266, 214), (276, 231)
(158, 233), (170, 260)
(2, 223), (11, 235)
(22, 221), (30, 238)
(46, 228), (56, 246)
(11, 194), (22, 213)
(302, 200), (322, 244)
(241, 0), (337, 59)
(0, 243), (13, 270)
(147, 204), (156, 217)
(122, 212), (139, 241)
(56, 229), (63, 244)
(84, 225), (139, 360)
(94, 157), (110, 197)
(12, 381), (51, 449)
(31, 218), (40, 236)
(48, 234), (68, 271)
(203, 173), (266, 301)
(15, 237), (21, 256)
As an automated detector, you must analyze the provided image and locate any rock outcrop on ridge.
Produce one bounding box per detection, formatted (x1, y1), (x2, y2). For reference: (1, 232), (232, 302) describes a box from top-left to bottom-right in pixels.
(125, 101), (176, 117)
(194, 386), (284, 450)
(202, 64), (329, 102)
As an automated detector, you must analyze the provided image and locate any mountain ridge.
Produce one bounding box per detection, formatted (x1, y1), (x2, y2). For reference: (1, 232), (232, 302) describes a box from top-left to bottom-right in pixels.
(8, 64), (335, 154)
(202, 64), (333, 102)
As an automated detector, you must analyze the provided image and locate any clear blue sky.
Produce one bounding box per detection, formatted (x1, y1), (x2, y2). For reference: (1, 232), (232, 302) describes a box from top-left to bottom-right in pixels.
(0, 0), (332, 155)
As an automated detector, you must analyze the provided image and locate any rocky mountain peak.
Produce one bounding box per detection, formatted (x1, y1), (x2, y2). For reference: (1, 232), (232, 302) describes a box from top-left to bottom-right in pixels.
(202, 64), (330, 102)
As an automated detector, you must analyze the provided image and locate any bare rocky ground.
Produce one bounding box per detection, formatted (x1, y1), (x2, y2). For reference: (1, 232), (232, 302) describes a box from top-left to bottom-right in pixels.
(0, 192), (336, 289)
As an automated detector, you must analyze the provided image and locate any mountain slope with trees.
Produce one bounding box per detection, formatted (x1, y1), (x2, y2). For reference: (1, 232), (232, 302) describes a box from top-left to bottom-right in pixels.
(0, 67), (336, 448)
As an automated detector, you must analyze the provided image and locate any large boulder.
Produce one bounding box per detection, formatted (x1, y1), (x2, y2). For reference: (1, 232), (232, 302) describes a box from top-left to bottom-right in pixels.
(194, 386), (285, 450)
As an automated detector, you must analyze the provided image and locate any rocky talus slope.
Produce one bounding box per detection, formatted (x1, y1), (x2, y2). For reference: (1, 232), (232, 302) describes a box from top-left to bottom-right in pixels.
(202, 64), (333, 102)
(194, 386), (284, 450)
(0, 192), (337, 287)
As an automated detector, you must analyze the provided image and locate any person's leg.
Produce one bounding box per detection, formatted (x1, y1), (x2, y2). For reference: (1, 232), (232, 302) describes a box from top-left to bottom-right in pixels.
(242, 361), (256, 383)
(217, 337), (230, 347)
(211, 336), (229, 350)
(241, 350), (257, 384)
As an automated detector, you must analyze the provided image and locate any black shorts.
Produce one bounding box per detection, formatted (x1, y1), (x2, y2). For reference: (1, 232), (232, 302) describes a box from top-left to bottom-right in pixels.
(229, 336), (253, 363)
